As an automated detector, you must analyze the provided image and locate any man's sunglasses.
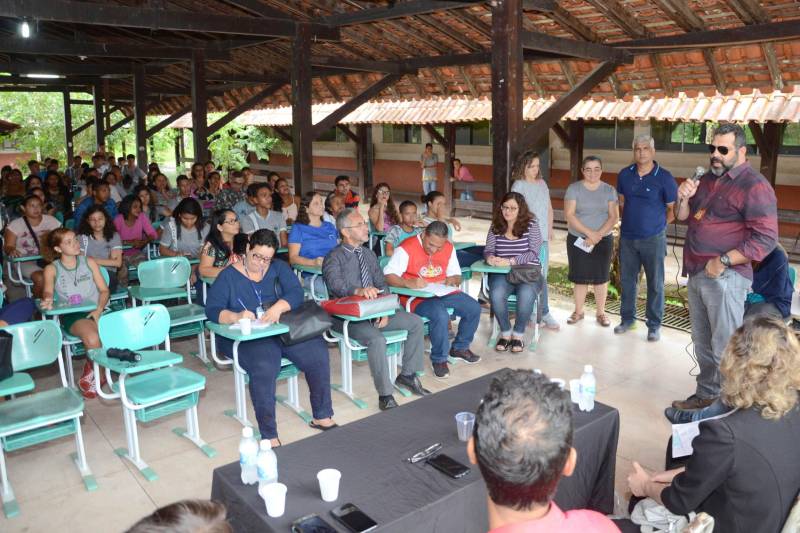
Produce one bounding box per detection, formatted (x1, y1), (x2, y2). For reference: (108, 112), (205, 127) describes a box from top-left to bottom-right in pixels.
(708, 144), (731, 156)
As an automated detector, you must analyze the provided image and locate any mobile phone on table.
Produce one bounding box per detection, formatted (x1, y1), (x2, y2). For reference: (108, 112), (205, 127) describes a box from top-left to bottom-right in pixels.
(291, 513), (338, 533)
(330, 503), (378, 533)
(426, 453), (471, 479)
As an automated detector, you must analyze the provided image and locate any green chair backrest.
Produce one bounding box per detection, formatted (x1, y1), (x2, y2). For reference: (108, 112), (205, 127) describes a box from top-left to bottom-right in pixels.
(379, 256), (390, 269)
(97, 304), (170, 351)
(137, 257), (191, 289)
(789, 266), (797, 288)
(98, 265), (110, 286)
(0, 320), (63, 372)
(64, 218), (75, 230)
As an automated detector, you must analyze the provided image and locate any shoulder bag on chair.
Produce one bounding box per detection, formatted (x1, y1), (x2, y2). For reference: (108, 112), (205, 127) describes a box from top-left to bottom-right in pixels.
(274, 279), (333, 346)
(0, 329), (13, 381)
(507, 263), (541, 285)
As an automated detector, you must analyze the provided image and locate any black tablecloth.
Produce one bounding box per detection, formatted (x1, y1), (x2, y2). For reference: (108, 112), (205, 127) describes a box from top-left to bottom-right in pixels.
(211, 369), (620, 533)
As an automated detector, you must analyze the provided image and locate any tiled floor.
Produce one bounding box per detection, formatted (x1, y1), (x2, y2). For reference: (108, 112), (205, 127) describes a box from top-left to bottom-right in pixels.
(1, 216), (701, 531)
(0, 295), (699, 532)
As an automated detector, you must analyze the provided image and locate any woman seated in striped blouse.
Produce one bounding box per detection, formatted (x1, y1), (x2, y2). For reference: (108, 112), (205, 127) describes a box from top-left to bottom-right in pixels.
(484, 192), (543, 353)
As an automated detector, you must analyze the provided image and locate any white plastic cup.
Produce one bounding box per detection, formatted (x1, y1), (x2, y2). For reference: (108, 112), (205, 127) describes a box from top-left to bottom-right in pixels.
(569, 379), (581, 404)
(455, 412), (475, 442)
(259, 482), (287, 518)
(317, 468), (342, 502)
(239, 317), (252, 335)
(551, 378), (566, 390)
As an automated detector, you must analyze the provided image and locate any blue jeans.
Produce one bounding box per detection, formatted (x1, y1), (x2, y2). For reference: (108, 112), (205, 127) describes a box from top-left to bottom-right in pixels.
(456, 246), (485, 270)
(0, 297), (35, 325)
(488, 274), (541, 337)
(422, 180), (437, 196)
(216, 335), (333, 439)
(619, 231), (667, 330)
(415, 291), (480, 363)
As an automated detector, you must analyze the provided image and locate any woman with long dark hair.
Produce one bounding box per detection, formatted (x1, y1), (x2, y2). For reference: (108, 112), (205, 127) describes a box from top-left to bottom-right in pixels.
(198, 209), (241, 279)
(484, 192), (543, 353)
(77, 204), (124, 289)
(160, 198), (208, 259)
(114, 194), (158, 266)
(368, 182), (400, 232)
(272, 178), (299, 225)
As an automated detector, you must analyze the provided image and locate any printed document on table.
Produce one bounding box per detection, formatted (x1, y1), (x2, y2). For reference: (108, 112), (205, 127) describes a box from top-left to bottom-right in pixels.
(424, 283), (460, 297)
(573, 236), (595, 253)
(671, 409), (737, 458)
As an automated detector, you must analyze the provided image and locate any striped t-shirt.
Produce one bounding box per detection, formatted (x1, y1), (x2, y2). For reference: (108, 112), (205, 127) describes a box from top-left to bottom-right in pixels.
(484, 219), (542, 265)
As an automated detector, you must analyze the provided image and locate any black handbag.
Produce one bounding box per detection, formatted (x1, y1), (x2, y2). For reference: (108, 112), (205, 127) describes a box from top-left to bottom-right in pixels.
(274, 279), (333, 346)
(0, 329), (13, 381)
(506, 263), (542, 285)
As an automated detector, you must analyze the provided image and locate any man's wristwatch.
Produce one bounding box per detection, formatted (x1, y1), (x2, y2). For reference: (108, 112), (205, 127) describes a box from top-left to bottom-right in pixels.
(719, 253), (732, 268)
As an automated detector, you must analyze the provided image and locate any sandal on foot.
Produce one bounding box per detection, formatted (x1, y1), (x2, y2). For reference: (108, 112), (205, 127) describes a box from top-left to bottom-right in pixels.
(309, 421), (338, 431)
(596, 313), (611, 327)
(510, 339), (524, 353)
(495, 338), (511, 352)
(567, 312), (584, 325)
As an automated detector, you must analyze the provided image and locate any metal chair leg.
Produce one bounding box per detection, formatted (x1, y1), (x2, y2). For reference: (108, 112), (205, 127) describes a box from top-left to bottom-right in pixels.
(70, 417), (98, 492)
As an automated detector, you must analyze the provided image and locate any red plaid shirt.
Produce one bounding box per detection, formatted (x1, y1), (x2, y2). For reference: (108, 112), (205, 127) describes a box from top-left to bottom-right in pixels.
(683, 162), (778, 280)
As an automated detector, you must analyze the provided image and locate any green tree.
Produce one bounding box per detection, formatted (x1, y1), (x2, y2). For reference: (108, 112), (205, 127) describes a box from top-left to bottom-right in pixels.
(0, 90), (99, 164)
(208, 122), (280, 173)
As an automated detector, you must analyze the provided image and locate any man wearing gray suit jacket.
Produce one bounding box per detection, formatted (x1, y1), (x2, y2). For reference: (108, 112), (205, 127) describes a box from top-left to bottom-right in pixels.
(323, 208), (430, 411)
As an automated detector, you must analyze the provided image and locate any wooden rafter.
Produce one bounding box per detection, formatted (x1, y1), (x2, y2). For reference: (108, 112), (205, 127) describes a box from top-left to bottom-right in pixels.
(428, 68), (449, 95)
(762, 44), (784, 91)
(523, 62), (545, 98)
(458, 66), (480, 98)
(312, 73), (402, 137)
(559, 60), (576, 88)
(320, 76), (341, 101)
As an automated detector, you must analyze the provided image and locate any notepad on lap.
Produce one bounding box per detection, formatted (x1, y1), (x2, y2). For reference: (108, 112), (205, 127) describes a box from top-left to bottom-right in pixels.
(425, 283), (460, 297)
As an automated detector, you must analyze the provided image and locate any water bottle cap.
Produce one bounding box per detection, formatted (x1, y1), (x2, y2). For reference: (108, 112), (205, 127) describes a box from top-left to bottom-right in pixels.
(259, 439), (272, 450)
(584, 364), (593, 373)
(242, 426), (253, 438)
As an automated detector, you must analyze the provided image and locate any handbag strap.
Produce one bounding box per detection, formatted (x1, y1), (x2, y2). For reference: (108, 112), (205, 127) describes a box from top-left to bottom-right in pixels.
(22, 216), (41, 253)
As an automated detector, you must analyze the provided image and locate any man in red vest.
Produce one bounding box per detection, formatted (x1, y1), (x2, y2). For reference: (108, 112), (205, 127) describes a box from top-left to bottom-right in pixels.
(384, 221), (482, 379)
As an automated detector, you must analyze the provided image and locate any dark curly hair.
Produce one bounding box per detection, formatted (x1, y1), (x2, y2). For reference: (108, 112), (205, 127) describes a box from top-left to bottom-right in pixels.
(490, 192), (534, 238)
(77, 204), (115, 242)
(294, 191), (321, 226)
(369, 182), (399, 226)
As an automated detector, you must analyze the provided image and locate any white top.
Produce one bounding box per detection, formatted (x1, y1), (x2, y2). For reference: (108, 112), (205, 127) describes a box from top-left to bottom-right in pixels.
(383, 234), (461, 279)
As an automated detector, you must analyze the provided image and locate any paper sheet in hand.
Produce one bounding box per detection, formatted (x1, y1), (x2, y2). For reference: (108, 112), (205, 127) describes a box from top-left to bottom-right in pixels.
(573, 236), (595, 253)
(231, 321), (274, 330)
(671, 409), (736, 458)
(424, 283), (460, 297)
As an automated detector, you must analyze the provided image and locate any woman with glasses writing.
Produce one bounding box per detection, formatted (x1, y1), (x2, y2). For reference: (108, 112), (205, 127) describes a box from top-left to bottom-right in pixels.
(198, 209), (242, 280)
(563, 156), (619, 327)
(205, 229), (337, 446)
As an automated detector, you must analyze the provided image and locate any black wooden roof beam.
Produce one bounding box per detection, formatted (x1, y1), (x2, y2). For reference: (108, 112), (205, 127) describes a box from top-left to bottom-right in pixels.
(0, 37), (231, 60)
(0, 0), (338, 40)
(616, 20), (800, 50)
(522, 30), (632, 63)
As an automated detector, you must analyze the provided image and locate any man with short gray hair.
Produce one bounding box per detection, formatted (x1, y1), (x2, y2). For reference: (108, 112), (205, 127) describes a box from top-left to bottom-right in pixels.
(322, 209), (429, 411)
(673, 122), (778, 410)
(615, 134), (678, 341)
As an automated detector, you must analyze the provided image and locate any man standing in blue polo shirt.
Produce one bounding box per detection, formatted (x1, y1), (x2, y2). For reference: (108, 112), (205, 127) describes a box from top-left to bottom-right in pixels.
(614, 134), (677, 341)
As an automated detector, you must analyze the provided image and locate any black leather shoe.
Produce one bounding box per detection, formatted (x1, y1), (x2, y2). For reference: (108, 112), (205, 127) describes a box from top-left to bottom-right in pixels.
(379, 395), (398, 410)
(395, 373), (431, 396)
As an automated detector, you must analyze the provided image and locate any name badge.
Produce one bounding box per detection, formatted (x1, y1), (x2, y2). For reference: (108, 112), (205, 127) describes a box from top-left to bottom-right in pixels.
(255, 306), (264, 320)
(693, 208), (707, 221)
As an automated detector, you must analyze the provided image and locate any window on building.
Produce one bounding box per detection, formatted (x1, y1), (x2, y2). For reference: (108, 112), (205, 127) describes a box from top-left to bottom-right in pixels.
(652, 121), (709, 153)
(316, 127), (350, 143)
(780, 123), (800, 156)
(583, 120), (634, 150)
(382, 124), (421, 144)
(456, 122), (491, 146)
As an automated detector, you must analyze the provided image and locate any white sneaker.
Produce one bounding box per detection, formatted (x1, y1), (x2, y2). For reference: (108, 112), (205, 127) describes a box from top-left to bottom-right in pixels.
(540, 313), (561, 331)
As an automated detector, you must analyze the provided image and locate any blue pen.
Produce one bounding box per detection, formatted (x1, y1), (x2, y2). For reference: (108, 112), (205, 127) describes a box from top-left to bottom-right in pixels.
(237, 298), (248, 311)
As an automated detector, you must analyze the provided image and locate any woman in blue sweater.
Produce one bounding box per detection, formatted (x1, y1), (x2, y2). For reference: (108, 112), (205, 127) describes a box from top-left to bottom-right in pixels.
(205, 229), (336, 445)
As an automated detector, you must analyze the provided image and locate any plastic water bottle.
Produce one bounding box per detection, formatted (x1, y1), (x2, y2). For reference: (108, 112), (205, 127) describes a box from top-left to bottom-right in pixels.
(239, 426), (258, 485)
(256, 439), (278, 488)
(579, 365), (596, 412)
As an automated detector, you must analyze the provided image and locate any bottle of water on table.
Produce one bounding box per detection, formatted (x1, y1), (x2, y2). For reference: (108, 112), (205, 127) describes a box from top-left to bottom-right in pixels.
(239, 426), (259, 485)
(579, 364), (596, 412)
(257, 439), (278, 488)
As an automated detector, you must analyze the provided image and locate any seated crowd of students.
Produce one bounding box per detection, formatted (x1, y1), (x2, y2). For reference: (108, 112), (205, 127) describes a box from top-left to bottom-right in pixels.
(2, 152), (799, 532)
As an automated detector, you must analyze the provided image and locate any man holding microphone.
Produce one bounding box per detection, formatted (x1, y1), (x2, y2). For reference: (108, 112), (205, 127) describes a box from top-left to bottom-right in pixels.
(673, 123), (778, 411)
